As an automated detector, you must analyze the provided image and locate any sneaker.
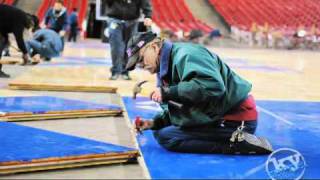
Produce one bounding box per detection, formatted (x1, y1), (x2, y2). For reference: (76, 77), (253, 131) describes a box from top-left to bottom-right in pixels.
(109, 74), (119, 80)
(44, 57), (51, 61)
(121, 74), (132, 80)
(3, 51), (10, 57)
(0, 71), (10, 78)
(226, 129), (273, 155)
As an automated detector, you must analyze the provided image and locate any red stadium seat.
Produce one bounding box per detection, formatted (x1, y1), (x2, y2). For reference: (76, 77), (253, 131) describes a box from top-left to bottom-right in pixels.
(1, 0), (15, 5)
(208, 0), (320, 30)
(152, 0), (213, 33)
(37, 0), (54, 22)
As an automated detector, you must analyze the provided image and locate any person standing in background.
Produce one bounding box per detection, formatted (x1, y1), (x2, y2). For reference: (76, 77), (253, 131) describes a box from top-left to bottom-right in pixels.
(44, 0), (68, 51)
(104, 0), (153, 80)
(68, 8), (79, 42)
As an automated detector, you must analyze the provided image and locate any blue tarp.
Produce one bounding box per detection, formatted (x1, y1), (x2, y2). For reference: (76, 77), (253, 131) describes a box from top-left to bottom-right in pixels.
(123, 96), (320, 179)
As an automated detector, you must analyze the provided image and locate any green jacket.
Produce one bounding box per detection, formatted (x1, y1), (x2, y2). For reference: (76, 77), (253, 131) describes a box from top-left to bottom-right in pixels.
(152, 42), (252, 130)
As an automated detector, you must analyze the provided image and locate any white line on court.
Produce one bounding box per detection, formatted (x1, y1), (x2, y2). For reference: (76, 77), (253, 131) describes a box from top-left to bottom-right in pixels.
(257, 106), (294, 126)
(243, 163), (266, 178)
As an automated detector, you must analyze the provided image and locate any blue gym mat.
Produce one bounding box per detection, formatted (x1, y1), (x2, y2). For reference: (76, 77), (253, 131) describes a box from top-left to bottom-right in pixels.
(0, 122), (136, 163)
(123, 96), (320, 179)
(0, 96), (121, 115)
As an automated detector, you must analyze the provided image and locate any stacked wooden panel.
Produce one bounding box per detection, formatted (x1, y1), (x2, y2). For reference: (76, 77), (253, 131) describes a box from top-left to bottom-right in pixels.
(8, 66), (122, 93)
(9, 84), (117, 93)
(0, 122), (139, 175)
(8, 66), (156, 96)
(0, 96), (122, 122)
(0, 56), (25, 65)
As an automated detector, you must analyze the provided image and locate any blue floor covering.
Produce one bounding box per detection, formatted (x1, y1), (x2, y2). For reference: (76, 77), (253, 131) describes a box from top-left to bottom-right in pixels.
(0, 122), (136, 163)
(123, 97), (320, 179)
(0, 96), (121, 115)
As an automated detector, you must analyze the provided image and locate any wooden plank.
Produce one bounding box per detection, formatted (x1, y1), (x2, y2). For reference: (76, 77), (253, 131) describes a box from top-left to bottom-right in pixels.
(0, 150), (139, 175)
(5, 112), (122, 118)
(0, 56), (21, 65)
(0, 159), (130, 175)
(8, 66), (156, 96)
(0, 96), (123, 121)
(0, 151), (138, 166)
(0, 122), (140, 175)
(3, 109), (122, 116)
(9, 84), (118, 93)
(0, 55), (40, 65)
(1, 110), (123, 121)
(8, 84), (118, 89)
(1, 113), (122, 122)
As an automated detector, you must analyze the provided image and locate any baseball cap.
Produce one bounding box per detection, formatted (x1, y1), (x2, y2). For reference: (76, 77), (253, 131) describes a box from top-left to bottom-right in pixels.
(126, 32), (157, 71)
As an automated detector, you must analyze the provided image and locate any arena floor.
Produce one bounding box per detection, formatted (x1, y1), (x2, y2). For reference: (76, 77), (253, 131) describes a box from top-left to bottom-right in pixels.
(0, 39), (319, 179)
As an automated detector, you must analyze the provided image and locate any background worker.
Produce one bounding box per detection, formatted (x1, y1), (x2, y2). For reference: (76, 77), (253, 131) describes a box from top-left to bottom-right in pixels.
(44, 0), (68, 50)
(126, 32), (273, 154)
(104, 0), (153, 80)
(25, 28), (63, 62)
(0, 4), (39, 78)
(68, 8), (79, 42)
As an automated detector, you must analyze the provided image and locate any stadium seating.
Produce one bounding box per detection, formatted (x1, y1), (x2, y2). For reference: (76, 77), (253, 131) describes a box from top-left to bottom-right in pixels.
(0, 0), (15, 5)
(37, 0), (54, 22)
(152, 0), (213, 33)
(209, 0), (320, 30)
(36, 0), (211, 34)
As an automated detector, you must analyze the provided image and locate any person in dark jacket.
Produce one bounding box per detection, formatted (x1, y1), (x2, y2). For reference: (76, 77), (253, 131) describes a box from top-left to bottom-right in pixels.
(26, 29), (63, 61)
(68, 8), (79, 42)
(44, 0), (68, 49)
(0, 4), (39, 78)
(104, 0), (152, 80)
(126, 32), (273, 154)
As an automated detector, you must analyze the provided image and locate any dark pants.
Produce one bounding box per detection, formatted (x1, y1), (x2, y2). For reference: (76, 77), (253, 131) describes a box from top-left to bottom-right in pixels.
(0, 33), (8, 72)
(108, 18), (138, 75)
(68, 25), (78, 42)
(153, 120), (257, 153)
(60, 36), (65, 51)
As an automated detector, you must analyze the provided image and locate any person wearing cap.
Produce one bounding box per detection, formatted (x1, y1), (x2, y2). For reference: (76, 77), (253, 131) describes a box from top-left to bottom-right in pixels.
(68, 8), (79, 43)
(104, 0), (152, 80)
(127, 32), (273, 154)
(187, 29), (203, 44)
